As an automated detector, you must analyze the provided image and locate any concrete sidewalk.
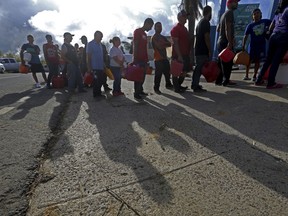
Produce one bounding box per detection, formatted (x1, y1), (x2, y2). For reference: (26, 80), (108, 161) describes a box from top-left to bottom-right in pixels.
(27, 71), (288, 216)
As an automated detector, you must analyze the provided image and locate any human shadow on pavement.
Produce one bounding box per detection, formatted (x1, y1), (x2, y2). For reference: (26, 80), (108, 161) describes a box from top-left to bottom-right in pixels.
(159, 89), (288, 199)
(8, 88), (55, 120)
(86, 96), (178, 205)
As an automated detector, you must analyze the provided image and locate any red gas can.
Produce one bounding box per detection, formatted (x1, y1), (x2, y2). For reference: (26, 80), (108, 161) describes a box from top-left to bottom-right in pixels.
(83, 72), (94, 87)
(52, 75), (65, 88)
(170, 60), (183, 77)
(218, 48), (235, 62)
(124, 64), (145, 82)
(202, 61), (220, 82)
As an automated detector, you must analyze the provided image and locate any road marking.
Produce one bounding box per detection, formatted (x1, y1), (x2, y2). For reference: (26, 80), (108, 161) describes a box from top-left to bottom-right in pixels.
(17, 96), (30, 103)
(0, 107), (14, 115)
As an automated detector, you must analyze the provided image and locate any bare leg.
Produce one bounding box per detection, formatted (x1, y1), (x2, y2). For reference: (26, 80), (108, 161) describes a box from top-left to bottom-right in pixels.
(253, 59), (260, 79)
(245, 62), (250, 78)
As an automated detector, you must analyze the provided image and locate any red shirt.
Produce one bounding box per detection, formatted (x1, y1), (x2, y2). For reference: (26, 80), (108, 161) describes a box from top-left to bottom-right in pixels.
(43, 43), (59, 64)
(170, 23), (190, 58)
(133, 28), (148, 62)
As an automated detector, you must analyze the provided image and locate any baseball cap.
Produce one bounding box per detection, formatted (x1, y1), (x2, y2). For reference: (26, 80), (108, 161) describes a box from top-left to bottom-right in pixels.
(177, 10), (189, 18)
(80, 35), (87, 40)
(63, 32), (74, 37)
(227, 0), (240, 6)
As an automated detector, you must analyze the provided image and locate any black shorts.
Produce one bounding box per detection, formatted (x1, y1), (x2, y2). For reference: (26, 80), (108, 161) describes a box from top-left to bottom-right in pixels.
(30, 63), (45, 73)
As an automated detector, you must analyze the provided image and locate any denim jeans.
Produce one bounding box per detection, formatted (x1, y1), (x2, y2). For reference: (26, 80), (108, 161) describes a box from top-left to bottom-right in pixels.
(67, 63), (84, 91)
(111, 66), (122, 92)
(256, 32), (288, 86)
(154, 59), (171, 90)
(93, 69), (105, 96)
(193, 55), (209, 89)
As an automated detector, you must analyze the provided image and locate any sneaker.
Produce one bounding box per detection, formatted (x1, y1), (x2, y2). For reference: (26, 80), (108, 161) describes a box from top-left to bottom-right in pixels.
(223, 81), (237, 86)
(193, 86), (207, 92)
(266, 83), (283, 89)
(174, 89), (185, 93)
(113, 91), (125, 96)
(35, 83), (41, 88)
(134, 94), (143, 100)
(104, 86), (112, 91)
(252, 76), (256, 82)
(165, 83), (174, 89)
(243, 76), (251, 80)
(154, 89), (162, 94)
(180, 86), (188, 90)
(140, 92), (148, 96)
(255, 80), (264, 86)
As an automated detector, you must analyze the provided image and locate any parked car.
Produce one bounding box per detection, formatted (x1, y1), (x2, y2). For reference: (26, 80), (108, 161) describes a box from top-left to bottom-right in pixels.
(0, 58), (20, 72)
(0, 63), (5, 73)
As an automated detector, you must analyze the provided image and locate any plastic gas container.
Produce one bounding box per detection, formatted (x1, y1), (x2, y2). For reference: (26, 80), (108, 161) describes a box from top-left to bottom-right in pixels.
(218, 48), (235, 62)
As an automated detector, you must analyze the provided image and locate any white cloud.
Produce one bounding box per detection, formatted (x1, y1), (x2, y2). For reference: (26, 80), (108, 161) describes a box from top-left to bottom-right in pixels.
(28, 0), (181, 45)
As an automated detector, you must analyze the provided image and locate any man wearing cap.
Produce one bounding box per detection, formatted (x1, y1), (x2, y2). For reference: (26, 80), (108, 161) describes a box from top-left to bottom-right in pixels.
(170, 9), (190, 93)
(61, 32), (86, 93)
(20, 35), (47, 88)
(215, 0), (240, 86)
(43, 34), (60, 89)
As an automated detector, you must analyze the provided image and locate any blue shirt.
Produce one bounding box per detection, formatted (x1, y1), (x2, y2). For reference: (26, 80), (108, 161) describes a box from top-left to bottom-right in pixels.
(244, 19), (271, 52)
(87, 40), (104, 70)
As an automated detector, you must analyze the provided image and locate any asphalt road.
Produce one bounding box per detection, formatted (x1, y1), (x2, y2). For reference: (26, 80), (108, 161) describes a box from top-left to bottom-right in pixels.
(1, 71), (288, 215)
(0, 72), (70, 215)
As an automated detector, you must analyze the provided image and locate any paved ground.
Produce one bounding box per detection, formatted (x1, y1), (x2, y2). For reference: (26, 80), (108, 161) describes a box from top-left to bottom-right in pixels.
(27, 70), (288, 216)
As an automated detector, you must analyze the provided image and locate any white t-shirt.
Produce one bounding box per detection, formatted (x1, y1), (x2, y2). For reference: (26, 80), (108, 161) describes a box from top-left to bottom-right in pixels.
(109, 46), (124, 67)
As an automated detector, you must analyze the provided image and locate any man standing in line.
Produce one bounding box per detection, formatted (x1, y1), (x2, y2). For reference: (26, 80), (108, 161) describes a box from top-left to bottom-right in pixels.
(242, 8), (271, 81)
(170, 10), (190, 93)
(192, 5), (212, 92)
(43, 34), (59, 89)
(20, 35), (47, 88)
(80, 35), (88, 77)
(151, 22), (173, 94)
(132, 17), (154, 100)
(61, 32), (86, 93)
(215, 0), (240, 86)
(87, 30), (108, 99)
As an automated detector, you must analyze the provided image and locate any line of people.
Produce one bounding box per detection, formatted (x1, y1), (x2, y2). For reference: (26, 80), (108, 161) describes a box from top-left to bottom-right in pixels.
(20, 0), (288, 99)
